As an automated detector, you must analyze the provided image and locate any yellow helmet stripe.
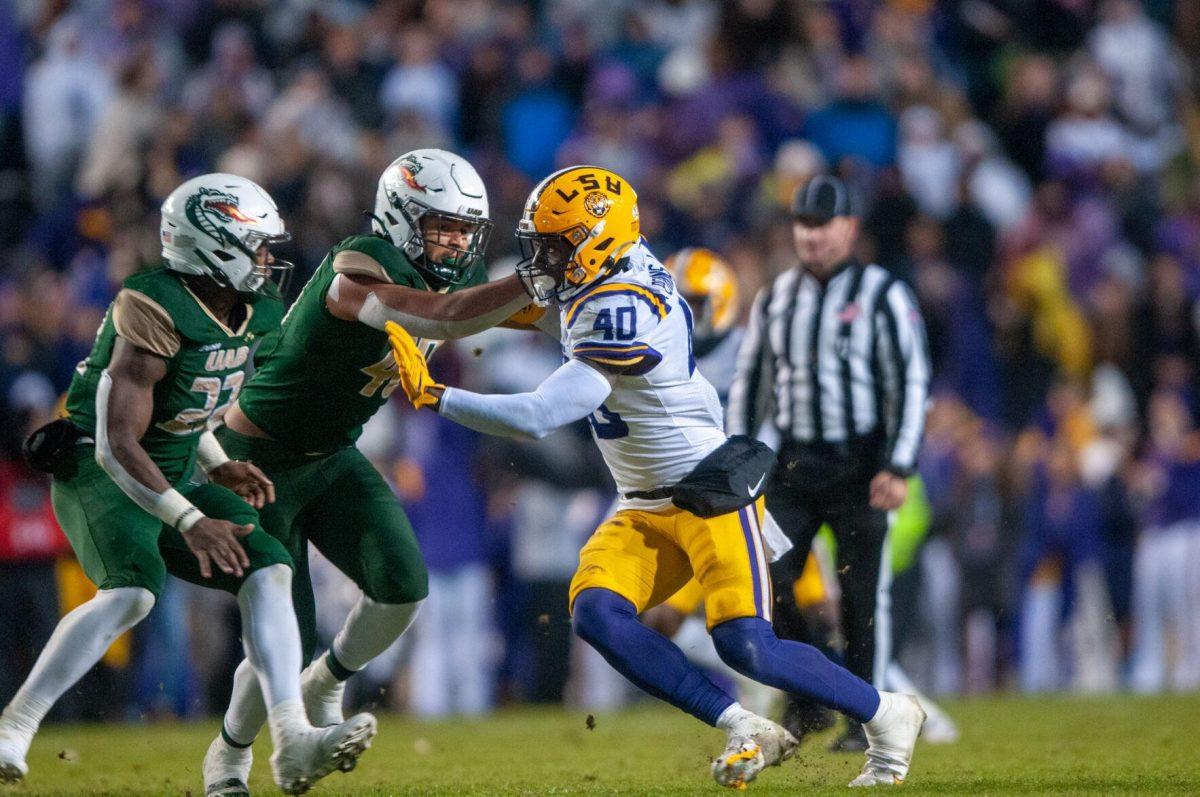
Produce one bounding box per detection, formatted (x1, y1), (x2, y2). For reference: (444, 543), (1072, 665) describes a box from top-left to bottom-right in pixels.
(565, 283), (668, 328)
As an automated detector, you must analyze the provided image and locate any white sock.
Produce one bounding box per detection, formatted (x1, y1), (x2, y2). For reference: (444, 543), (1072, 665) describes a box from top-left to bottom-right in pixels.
(715, 702), (754, 730)
(329, 596), (420, 673)
(236, 566), (304, 722)
(223, 657), (267, 746)
(303, 655), (338, 694)
(2, 587), (154, 742)
(866, 691), (895, 730)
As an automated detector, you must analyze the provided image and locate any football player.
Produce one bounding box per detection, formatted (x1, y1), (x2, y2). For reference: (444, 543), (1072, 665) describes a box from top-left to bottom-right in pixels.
(386, 166), (927, 789)
(647, 249), (843, 733)
(202, 150), (538, 796)
(665, 248), (743, 403)
(0, 175), (376, 794)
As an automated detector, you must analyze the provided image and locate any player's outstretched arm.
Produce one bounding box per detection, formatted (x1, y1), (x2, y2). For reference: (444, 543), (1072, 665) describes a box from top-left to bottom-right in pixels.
(327, 272), (534, 340)
(97, 339), (252, 578)
(435, 358), (612, 440)
(385, 321), (611, 440)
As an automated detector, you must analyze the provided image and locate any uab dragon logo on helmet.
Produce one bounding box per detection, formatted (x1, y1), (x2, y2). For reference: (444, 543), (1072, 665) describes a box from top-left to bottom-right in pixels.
(161, 173), (293, 295)
(185, 188), (256, 241)
(372, 149), (493, 288)
(666, 247), (739, 349)
(516, 166), (640, 304)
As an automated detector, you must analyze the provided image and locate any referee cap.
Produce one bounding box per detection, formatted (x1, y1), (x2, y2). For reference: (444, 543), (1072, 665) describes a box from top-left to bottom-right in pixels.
(791, 174), (857, 224)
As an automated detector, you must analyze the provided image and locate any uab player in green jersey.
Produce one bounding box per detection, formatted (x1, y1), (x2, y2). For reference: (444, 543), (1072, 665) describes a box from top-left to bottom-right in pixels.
(203, 150), (537, 795)
(0, 174), (377, 795)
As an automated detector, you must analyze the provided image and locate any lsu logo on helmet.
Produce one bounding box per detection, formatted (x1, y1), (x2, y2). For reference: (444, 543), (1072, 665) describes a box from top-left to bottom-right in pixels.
(516, 166), (639, 303)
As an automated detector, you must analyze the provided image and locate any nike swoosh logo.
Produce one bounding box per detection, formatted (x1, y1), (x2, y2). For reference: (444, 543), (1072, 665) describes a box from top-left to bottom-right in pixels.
(747, 474), (766, 497)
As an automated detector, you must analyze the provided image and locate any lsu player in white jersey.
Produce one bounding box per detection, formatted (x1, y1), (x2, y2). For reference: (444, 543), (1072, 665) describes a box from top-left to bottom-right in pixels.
(647, 249), (842, 730)
(386, 166), (925, 789)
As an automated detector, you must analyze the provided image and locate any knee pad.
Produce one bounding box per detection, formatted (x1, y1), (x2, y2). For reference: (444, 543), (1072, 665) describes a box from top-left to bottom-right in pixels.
(711, 617), (774, 675)
(571, 588), (635, 649)
(352, 595), (422, 633)
(251, 562), (292, 588)
(98, 586), (157, 627)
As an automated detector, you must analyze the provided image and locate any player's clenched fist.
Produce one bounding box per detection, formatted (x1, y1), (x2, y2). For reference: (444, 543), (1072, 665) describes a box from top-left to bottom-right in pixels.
(385, 321), (443, 410)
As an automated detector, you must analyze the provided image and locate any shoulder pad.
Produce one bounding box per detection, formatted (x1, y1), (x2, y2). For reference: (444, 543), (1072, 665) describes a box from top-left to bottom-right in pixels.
(332, 235), (424, 288)
(564, 281), (669, 331)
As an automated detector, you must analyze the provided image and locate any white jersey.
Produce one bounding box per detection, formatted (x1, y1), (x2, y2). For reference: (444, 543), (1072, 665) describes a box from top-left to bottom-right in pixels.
(554, 243), (726, 510)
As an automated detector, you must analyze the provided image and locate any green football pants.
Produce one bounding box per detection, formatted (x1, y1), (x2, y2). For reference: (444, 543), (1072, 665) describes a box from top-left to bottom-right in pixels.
(216, 428), (428, 661)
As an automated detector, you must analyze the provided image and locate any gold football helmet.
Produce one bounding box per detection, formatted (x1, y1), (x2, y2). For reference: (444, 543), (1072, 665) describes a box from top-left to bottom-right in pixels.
(516, 166), (639, 302)
(666, 247), (739, 345)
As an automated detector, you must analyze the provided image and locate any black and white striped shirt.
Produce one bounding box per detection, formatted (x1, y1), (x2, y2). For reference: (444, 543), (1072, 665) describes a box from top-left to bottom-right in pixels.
(727, 261), (930, 475)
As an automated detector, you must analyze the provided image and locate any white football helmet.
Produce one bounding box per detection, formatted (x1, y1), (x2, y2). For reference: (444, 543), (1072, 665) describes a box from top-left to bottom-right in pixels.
(372, 149), (493, 286)
(160, 173), (292, 295)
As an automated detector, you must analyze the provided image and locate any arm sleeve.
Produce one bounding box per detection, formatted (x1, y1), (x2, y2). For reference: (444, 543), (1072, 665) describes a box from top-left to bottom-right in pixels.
(438, 358), (613, 440)
(196, 429), (230, 472)
(874, 280), (930, 475)
(94, 370), (203, 530)
(726, 288), (774, 437)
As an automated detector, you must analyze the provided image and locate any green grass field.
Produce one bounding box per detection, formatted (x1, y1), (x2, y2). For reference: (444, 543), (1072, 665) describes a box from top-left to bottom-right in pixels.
(13, 693), (1200, 796)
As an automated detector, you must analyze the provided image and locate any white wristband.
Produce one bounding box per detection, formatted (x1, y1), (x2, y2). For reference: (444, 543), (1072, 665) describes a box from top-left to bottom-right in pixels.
(197, 429), (231, 472)
(156, 488), (204, 532)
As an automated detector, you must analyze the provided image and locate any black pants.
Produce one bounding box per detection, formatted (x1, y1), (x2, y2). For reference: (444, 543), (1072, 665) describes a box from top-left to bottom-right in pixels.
(766, 442), (890, 687)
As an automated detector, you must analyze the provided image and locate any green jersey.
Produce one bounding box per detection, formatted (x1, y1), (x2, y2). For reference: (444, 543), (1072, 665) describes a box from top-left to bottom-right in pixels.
(237, 235), (485, 455)
(65, 267), (284, 483)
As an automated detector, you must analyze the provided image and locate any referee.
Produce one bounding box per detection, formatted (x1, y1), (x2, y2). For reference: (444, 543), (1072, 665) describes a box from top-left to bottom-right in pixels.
(727, 174), (930, 749)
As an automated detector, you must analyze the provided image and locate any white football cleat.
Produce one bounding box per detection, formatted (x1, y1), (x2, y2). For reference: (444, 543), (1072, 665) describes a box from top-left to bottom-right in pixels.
(711, 714), (798, 789)
(203, 735), (252, 797)
(270, 712), (377, 795)
(300, 659), (345, 728)
(849, 693), (926, 787)
(0, 724), (30, 784)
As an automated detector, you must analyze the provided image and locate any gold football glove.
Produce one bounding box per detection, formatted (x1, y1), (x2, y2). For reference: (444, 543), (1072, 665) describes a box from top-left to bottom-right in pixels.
(384, 321), (443, 410)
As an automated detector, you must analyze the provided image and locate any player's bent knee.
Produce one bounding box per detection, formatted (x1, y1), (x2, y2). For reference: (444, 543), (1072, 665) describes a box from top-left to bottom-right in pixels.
(571, 588), (636, 650)
(98, 586), (157, 627)
(241, 531), (294, 573)
(710, 616), (775, 676)
(363, 559), (428, 605)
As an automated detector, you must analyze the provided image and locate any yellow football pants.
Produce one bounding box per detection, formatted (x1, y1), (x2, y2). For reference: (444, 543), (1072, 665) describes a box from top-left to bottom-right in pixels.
(664, 549), (827, 617)
(569, 499), (772, 630)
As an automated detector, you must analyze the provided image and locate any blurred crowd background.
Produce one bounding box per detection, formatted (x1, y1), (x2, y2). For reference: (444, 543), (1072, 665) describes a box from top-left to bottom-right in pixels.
(2, 0), (1199, 723)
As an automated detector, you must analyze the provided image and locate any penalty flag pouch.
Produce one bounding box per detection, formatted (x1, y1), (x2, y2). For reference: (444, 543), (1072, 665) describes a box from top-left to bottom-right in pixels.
(626, 435), (776, 518)
(23, 418), (85, 477)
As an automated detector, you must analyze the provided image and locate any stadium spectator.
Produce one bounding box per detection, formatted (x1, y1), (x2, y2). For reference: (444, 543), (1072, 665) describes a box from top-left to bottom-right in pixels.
(1129, 390), (1200, 693)
(2, 0), (1200, 720)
